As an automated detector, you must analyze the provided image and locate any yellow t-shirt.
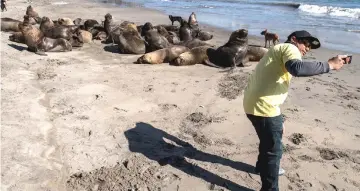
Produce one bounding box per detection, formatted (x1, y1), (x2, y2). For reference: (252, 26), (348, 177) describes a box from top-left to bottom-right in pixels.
(243, 43), (302, 117)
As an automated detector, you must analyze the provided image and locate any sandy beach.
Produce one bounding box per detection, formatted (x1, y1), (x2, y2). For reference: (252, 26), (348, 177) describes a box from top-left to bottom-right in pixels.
(1, 0), (360, 190)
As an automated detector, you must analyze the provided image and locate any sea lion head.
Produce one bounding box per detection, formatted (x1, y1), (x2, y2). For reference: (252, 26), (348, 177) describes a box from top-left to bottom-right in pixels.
(228, 29), (248, 44)
(105, 13), (112, 21)
(142, 22), (153, 31)
(27, 5), (33, 11)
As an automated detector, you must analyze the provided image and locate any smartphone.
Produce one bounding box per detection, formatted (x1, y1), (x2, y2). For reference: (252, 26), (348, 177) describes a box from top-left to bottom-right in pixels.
(342, 55), (352, 64)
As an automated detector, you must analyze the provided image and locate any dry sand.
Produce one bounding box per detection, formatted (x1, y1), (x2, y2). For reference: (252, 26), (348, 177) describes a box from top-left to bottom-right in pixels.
(1, 0), (360, 190)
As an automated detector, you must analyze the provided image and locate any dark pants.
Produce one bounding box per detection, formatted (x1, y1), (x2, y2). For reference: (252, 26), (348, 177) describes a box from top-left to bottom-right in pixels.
(246, 114), (283, 191)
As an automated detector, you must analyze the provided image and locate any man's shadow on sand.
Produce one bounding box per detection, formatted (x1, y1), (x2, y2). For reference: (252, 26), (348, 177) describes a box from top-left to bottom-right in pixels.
(124, 122), (256, 191)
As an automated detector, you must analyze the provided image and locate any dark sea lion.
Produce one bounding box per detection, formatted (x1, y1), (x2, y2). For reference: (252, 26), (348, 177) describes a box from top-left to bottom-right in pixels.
(179, 20), (193, 41)
(69, 28), (84, 47)
(206, 28), (249, 68)
(135, 45), (189, 64)
(40, 16), (79, 40)
(84, 19), (99, 30)
(9, 32), (25, 43)
(26, 5), (39, 18)
(117, 30), (146, 54)
(1, 17), (22, 32)
(104, 13), (113, 37)
(73, 18), (83, 25)
(170, 45), (211, 66)
(141, 22), (153, 36)
(141, 22), (170, 53)
(176, 38), (214, 49)
(197, 30), (213, 41)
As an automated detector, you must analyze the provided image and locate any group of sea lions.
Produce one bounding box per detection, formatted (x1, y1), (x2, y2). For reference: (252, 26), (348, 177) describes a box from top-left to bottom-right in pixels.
(1, 5), (268, 68)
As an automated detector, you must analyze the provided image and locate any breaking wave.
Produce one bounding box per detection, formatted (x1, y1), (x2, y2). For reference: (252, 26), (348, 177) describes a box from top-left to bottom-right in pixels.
(298, 4), (360, 18)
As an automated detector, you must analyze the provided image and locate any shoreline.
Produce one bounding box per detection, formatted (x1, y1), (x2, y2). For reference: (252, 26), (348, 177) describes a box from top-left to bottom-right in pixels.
(1, 0), (360, 191)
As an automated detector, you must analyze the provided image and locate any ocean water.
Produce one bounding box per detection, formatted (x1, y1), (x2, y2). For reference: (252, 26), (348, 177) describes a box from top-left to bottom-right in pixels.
(100, 0), (360, 53)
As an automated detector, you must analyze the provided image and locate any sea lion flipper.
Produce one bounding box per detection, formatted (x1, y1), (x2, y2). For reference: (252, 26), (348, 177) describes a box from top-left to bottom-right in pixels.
(203, 59), (222, 68)
(35, 51), (48, 56)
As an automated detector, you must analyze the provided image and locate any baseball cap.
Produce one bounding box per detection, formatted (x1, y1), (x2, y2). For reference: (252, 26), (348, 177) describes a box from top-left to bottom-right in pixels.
(286, 30), (321, 49)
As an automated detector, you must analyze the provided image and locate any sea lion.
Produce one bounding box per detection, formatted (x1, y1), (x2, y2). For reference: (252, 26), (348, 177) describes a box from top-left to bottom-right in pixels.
(141, 22), (153, 36)
(9, 32), (25, 43)
(135, 45), (189, 64)
(84, 19), (99, 30)
(1, 0), (7, 12)
(171, 44), (267, 67)
(206, 28), (249, 68)
(106, 21), (138, 44)
(79, 29), (92, 43)
(26, 5), (38, 17)
(176, 38), (214, 49)
(104, 13), (113, 37)
(167, 31), (180, 44)
(73, 18), (83, 25)
(1, 17), (22, 32)
(197, 30), (213, 41)
(141, 22), (170, 53)
(117, 30), (146, 54)
(188, 12), (198, 27)
(93, 31), (107, 40)
(69, 29), (84, 47)
(170, 46), (211, 66)
(40, 16), (78, 40)
(241, 45), (268, 66)
(179, 20), (193, 41)
(58, 18), (74, 26)
(18, 18), (72, 56)
(157, 24), (179, 33)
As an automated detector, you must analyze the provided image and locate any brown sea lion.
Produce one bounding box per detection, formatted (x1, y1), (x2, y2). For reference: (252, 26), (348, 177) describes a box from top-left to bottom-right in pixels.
(26, 5), (39, 18)
(9, 32), (25, 43)
(171, 45), (268, 68)
(79, 30), (92, 43)
(142, 22), (170, 53)
(18, 17), (72, 56)
(135, 45), (189, 64)
(157, 24), (179, 33)
(40, 16), (79, 40)
(206, 28), (249, 68)
(197, 30), (213, 41)
(1, 17), (22, 32)
(117, 30), (146, 54)
(176, 38), (214, 49)
(241, 45), (268, 66)
(167, 31), (180, 44)
(170, 46), (211, 66)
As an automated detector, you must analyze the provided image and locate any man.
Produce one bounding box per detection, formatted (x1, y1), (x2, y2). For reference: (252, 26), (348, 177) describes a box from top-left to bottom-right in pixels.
(243, 30), (347, 191)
